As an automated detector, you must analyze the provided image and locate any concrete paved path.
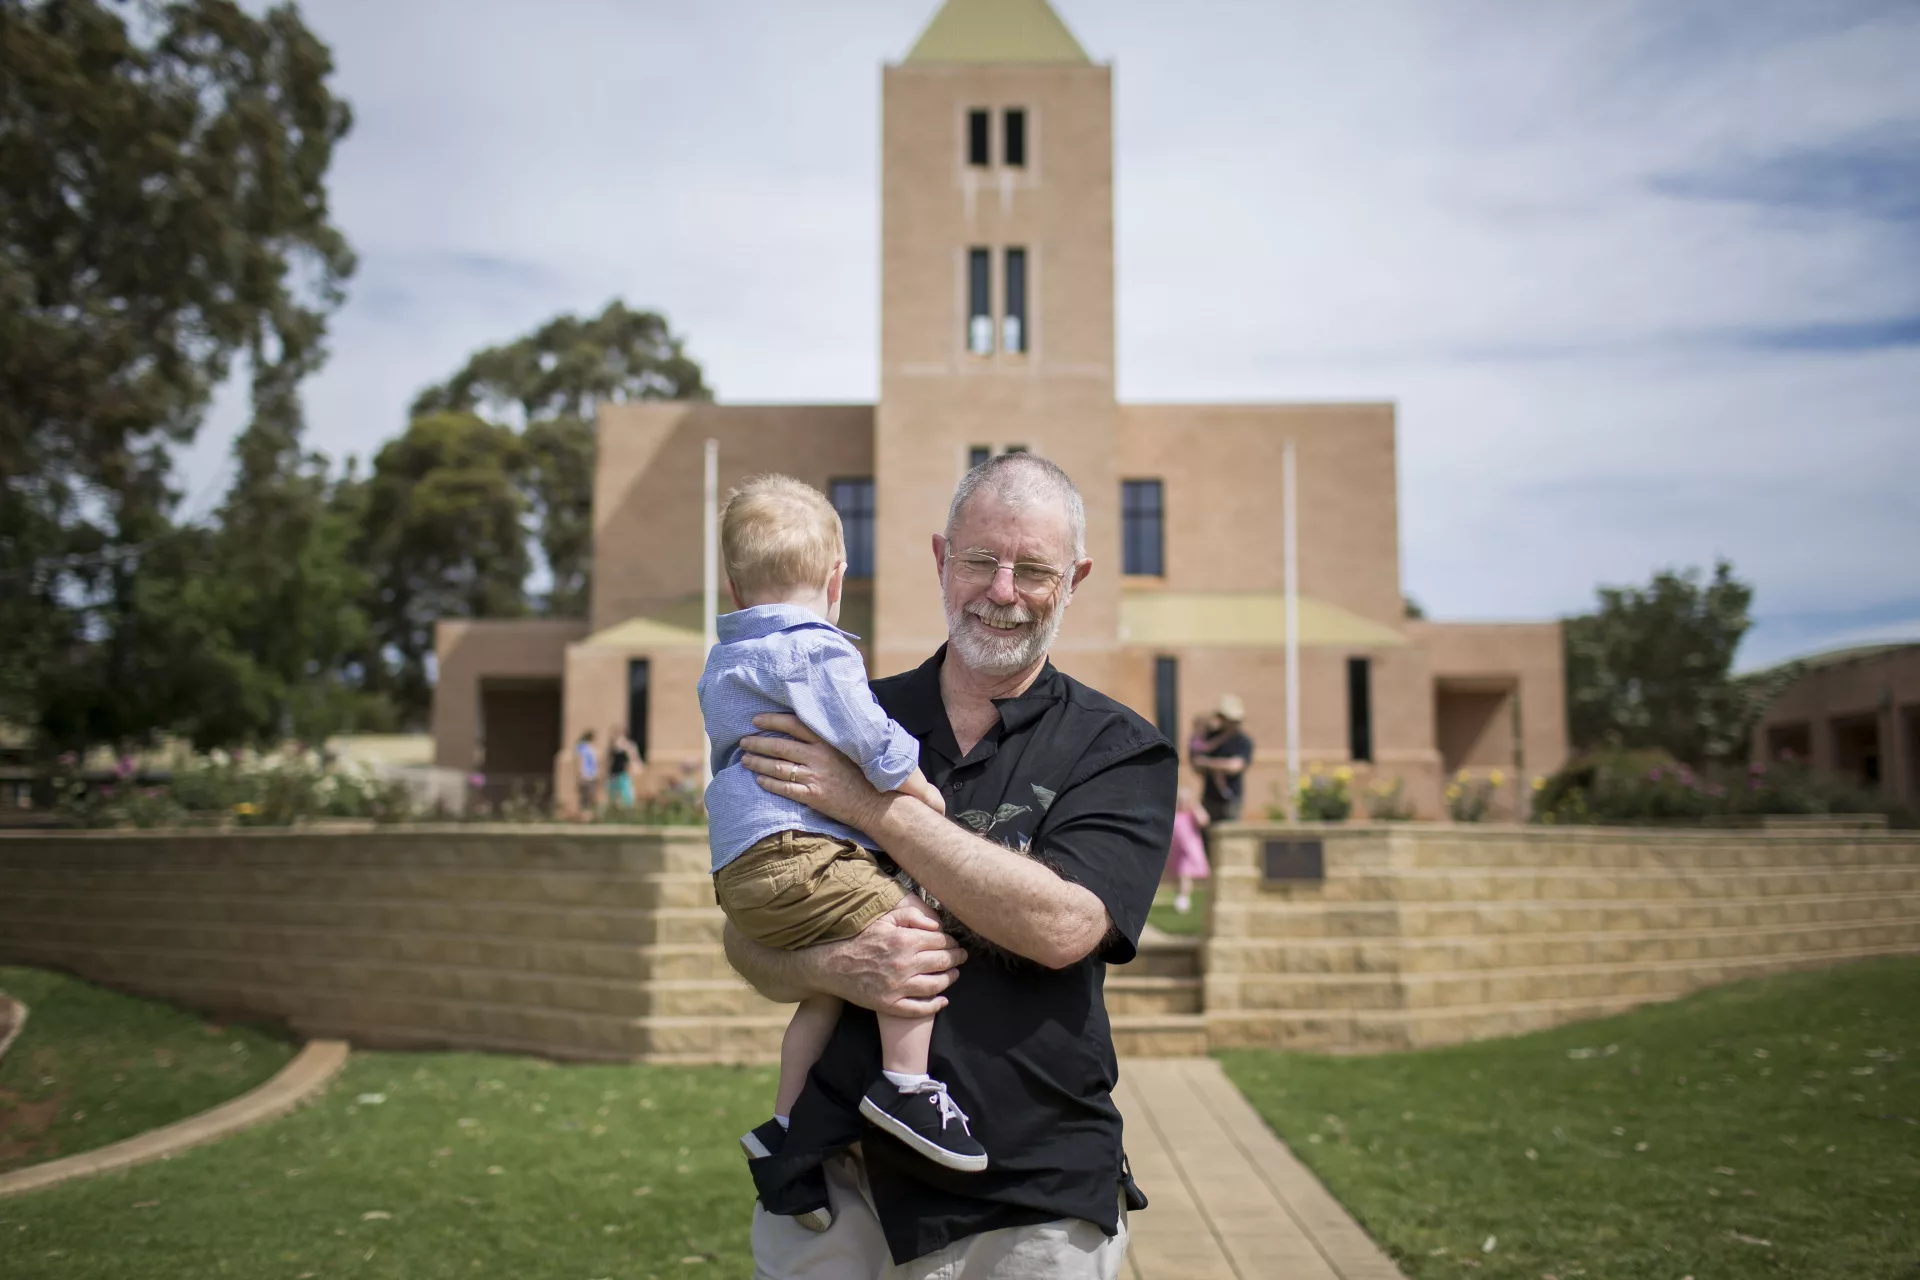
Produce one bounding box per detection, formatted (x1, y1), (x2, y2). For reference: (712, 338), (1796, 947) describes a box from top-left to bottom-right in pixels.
(1117, 1058), (1408, 1280)
(0, 1039), (349, 1198)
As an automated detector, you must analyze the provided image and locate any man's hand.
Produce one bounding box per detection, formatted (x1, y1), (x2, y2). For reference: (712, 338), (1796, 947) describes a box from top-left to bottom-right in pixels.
(724, 897), (967, 1019)
(740, 713), (891, 830)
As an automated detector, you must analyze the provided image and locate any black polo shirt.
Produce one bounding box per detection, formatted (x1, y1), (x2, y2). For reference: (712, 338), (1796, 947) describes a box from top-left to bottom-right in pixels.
(755, 647), (1177, 1264)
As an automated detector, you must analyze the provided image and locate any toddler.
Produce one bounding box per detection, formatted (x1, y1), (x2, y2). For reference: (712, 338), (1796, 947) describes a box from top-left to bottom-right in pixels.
(698, 474), (988, 1231)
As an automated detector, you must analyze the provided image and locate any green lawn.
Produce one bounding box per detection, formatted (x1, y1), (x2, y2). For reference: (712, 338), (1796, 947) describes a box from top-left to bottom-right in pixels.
(0, 968), (295, 1176)
(1222, 956), (1920, 1280)
(1146, 881), (1209, 937)
(0, 1034), (775, 1279)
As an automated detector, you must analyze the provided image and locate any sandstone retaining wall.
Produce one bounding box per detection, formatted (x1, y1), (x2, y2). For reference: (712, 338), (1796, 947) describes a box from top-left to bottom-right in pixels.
(1206, 823), (1920, 1053)
(0, 827), (785, 1064)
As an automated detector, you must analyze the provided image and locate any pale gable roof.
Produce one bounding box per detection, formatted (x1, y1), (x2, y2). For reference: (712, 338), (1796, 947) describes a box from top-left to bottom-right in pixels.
(904, 0), (1090, 64)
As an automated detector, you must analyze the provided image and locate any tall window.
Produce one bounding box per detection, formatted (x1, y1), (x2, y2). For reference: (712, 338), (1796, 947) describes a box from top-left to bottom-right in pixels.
(968, 446), (991, 469)
(967, 109), (990, 166)
(1121, 480), (1165, 576)
(627, 660), (651, 761)
(967, 247), (992, 354)
(1153, 656), (1179, 746)
(1003, 247), (1027, 353)
(1004, 109), (1026, 167)
(829, 478), (875, 578)
(1347, 657), (1373, 764)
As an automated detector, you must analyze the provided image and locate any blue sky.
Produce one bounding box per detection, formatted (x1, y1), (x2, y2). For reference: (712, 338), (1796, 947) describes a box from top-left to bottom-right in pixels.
(177, 0), (1920, 669)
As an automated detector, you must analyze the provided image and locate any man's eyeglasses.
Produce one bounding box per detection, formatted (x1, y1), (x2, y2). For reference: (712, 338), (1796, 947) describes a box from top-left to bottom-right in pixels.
(945, 550), (1068, 597)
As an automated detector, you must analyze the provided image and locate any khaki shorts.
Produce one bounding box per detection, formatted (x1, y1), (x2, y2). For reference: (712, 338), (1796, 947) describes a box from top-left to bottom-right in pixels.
(714, 831), (906, 950)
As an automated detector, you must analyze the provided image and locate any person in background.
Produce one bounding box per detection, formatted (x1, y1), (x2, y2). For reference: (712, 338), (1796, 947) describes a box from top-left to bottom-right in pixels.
(608, 729), (637, 809)
(575, 729), (600, 819)
(1165, 783), (1211, 913)
(1192, 694), (1253, 825)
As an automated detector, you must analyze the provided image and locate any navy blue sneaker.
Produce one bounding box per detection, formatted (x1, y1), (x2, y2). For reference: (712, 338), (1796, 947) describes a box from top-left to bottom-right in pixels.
(857, 1077), (988, 1172)
(739, 1119), (832, 1232)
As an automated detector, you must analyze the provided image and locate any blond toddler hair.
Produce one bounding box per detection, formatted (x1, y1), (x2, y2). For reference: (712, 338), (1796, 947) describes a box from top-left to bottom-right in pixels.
(721, 474), (845, 599)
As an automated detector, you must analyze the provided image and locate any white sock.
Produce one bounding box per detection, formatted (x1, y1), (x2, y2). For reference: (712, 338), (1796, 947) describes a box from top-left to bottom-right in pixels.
(774, 1114), (790, 1130)
(883, 1071), (932, 1091)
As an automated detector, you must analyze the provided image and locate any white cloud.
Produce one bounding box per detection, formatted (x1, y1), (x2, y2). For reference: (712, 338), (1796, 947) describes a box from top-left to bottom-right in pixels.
(176, 0), (1920, 666)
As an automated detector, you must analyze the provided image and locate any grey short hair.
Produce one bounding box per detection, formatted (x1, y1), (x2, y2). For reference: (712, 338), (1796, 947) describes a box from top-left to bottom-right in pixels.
(946, 452), (1087, 562)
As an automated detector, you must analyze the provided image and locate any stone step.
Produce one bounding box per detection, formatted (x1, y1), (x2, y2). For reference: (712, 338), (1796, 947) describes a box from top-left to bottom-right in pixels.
(1111, 1014), (1209, 1058)
(1207, 918), (1920, 975)
(1394, 834), (1920, 871)
(1213, 893), (1920, 939)
(1105, 976), (1203, 1017)
(1123, 932), (1203, 980)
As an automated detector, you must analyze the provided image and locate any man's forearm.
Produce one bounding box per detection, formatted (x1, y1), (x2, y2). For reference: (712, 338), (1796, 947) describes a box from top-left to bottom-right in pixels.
(866, 795), (1108, 969)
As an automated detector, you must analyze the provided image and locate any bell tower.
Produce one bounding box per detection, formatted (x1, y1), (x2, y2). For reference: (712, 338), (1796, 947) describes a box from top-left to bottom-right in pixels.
(870, 0), (1121, 686)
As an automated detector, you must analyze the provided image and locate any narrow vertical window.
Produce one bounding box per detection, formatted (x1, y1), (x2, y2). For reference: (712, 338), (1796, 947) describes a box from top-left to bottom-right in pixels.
(1347, 657), (1373, 764)
(1154, 656), (1180, 746)
(829, 478), (875, 578)
(1121, 480), (1164, 576)
(967, 109), (990, 166)
(967, 247), (992, 354)
(1003, 247), (1027, 353)
(1004, 109), (1026, 167)
(968, 446), (991, 469)
(1005, 444), (1027, 454)
(627, 659), (651, 762)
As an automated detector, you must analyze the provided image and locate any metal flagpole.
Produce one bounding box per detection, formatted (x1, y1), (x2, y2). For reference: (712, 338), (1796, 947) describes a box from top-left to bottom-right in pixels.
(702, 438), (719, 789)
(1283, 439), (1300, 819)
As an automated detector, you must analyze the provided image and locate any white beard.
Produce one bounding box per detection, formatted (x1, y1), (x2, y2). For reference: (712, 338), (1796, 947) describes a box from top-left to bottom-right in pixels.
(943, 590), (1067, 676)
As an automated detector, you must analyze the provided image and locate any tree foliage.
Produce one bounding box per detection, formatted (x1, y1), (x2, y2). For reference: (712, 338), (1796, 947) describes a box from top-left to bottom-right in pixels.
(352, 413), (532, 720)
(1564, 560), (1767, 765)
(1, 0), (355, 750)
(410, 301), (710, 615)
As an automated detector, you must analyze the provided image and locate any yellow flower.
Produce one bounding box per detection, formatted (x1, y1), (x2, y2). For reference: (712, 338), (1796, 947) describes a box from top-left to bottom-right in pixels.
(1445, 784), (1462, 800)
(1532, 775), (1548, 791)
(1454, 769), (1471, 783)
(1334, 766), (1353, 783)
(233, 802), (256, 816)
(1489, 769), (1505, 787)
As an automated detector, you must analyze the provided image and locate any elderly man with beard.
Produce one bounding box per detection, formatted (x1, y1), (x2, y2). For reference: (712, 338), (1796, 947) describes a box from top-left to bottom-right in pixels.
(725, 453), (1177, 1279)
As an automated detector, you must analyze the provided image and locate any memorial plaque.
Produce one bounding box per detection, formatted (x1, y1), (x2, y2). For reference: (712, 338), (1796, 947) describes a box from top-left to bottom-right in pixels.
(1262, 838), (1325, 882)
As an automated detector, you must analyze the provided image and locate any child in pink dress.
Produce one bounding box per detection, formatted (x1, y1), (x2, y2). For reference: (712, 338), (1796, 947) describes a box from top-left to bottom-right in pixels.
(1166, 784), (1211, 913)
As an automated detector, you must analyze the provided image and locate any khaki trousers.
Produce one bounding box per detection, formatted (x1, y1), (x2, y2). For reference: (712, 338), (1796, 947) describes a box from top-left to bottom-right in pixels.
(751, 1150), (1129, 1280)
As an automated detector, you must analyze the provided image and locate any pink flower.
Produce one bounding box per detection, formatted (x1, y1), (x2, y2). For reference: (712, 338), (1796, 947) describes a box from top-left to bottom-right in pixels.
(1648, 767), (1662, 782)
(468, 773), (487, 789)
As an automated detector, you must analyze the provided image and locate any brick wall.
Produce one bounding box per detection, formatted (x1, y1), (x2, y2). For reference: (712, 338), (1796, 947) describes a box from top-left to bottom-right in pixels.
(0, 827), (784, 1064)
(1206, 823), (1920, 1053)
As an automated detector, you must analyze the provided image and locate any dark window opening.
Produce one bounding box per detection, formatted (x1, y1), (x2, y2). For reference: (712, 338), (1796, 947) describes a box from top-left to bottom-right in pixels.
(968, 446), (991, 469)
(1154, 656), (1179, 747)
(967, 247), (992, 354)
(1347, 657), (1373, 764)
(1121, 479), (1164, 576)
(1004, 109), (1026, 167)
(1004, 247), (1027, 353)
(1005, 445), (1027, 453)
(829, 478), (876, 579)
(967, 110), (990, 166)
(627, 660), (651, 762)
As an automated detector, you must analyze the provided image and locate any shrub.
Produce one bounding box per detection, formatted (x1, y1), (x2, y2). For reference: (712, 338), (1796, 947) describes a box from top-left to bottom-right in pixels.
(1532, 748), (1887, 825)
(1281, 764), (1353, 822)
(54, 747), (417, 829)
(1445, 769), (1500, 823)
(1362, 777), (1415, 821)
